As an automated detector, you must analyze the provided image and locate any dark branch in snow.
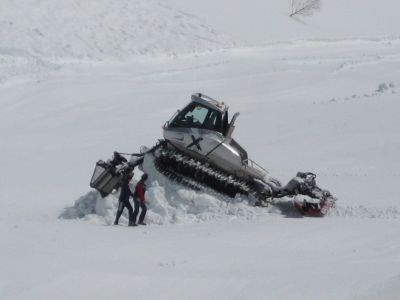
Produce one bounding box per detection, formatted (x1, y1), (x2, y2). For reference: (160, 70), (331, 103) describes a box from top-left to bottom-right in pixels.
(290, 0), (321, 17)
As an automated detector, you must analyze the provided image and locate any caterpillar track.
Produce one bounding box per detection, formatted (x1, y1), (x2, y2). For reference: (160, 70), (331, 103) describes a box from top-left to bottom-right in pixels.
(151, 143), (270, 204)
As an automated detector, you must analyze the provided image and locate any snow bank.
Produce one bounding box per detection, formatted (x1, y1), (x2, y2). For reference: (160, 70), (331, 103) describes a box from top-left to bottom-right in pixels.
(60, 155), (272, 225)
(60, 186), (265, 226)
(59, 190), (117, 225)
(141, 155), (268, 224)
(61, 153), (400, 225)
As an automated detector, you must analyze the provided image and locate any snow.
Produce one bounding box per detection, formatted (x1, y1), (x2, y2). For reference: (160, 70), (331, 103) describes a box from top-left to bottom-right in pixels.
(0, 0), (234, 83)
(164, 0), (400, 43)
(1, 0), (234, 59)
(1, 1), (400, 300)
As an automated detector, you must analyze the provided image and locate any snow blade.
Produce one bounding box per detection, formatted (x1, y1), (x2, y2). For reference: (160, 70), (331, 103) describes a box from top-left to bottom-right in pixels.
(293, 196), (336, 217)
(90, 160), (123, 197)
(89, 151), (145, 197)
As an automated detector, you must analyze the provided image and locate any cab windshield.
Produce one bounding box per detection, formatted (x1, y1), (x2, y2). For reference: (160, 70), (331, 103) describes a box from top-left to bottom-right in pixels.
(170, 102), (223, 133)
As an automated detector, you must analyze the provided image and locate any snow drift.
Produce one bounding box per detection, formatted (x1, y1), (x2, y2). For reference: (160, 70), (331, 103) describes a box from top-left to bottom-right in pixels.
(61, 155), (271, 225)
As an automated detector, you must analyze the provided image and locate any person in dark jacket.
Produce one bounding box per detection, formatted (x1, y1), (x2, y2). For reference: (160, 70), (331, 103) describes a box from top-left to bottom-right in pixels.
(133, 173), (148, 225)
(114, 173), (135, 226)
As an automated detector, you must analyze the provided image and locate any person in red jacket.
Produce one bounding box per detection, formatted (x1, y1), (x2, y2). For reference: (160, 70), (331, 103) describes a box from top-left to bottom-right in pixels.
(133, 173), (148, 225)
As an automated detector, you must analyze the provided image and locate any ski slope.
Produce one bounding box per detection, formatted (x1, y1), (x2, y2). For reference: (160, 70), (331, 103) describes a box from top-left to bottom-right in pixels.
(1, 1), (400, 300)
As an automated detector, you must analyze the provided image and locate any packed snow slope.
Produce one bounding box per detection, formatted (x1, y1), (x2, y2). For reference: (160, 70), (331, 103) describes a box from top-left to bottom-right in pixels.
(1, 0), (399, 84)
(166, 0), (400, 43)
(0, 0), (233, 83)
(0, 0), (233, 60)
(2, 0), (399, 61)
(1, 1), (400, 300)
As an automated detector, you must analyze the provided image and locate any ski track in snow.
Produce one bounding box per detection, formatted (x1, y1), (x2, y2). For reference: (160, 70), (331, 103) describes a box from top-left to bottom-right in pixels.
(316, 81), (398, 104)
(330, 205), (400, 219)
(331, 53), (400, 74)
(0, 50), (60, 85)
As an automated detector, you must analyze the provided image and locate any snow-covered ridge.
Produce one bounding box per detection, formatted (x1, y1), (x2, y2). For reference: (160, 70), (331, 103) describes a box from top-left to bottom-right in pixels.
(316, 82), (398, 104)
(0, 0), (233, 61)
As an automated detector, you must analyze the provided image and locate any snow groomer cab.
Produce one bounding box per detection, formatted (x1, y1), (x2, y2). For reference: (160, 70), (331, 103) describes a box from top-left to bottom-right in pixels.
(162, 93), (280, 186)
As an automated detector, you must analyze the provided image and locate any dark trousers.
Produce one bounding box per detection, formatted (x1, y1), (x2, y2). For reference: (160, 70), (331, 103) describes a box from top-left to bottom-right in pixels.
(115, 200), (134, 224)
(133, 199), (147, 223)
